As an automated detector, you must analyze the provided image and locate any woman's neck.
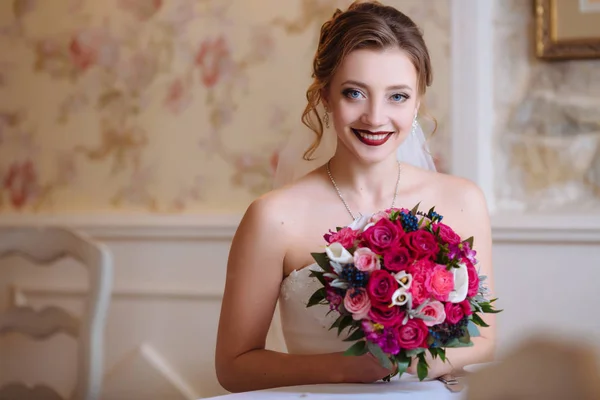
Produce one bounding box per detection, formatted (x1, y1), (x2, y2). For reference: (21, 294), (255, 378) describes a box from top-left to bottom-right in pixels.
(326, 147), (401, 213)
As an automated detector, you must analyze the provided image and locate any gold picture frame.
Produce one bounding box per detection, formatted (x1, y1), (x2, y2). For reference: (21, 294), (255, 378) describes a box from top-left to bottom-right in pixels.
(535, 0), (600, 60)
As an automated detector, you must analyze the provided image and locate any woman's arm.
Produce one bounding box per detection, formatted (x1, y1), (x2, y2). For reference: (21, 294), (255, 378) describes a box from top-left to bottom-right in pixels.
(410, 181), (497, 378)
(215, 196), (393, 392)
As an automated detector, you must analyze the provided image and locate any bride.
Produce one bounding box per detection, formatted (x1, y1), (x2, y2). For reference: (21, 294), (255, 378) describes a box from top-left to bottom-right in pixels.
(215, 0), (496, 393)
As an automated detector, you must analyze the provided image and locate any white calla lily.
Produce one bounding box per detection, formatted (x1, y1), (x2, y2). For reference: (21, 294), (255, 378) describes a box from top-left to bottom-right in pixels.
(394, 271), (412, 289)
(391, 287), (412, 306)
(448, 262), (469, 303)
(349, 214), (371, 232)
(325, 242), (353, 264)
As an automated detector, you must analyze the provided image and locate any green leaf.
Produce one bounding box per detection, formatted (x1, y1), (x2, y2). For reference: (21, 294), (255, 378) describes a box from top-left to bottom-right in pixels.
(467, 320), (481, 337)
(465, 236), (474, 248)
(329, 314), (345, 331)
(417, 353), (429, 381)
(308, 270), (327, 287)
(306, 288), (326, 308)
(444, 338), (474, 348)
(410, 202), (422, 215)
(438, 348), (446, 362)
(428, 348), (439, 359)
(343, 327), (365, 342)
(311, 252), (332, 273)
(471, 313), (490, 328)
(366, 341), (394, 370)
(395, 353), (411, 378)
(337, 315), (353, 335)
(405, 347), (425, 357)
(481, 303), (503, 314)
(459, 328), (471, 345)
(343, 340), (368, 356)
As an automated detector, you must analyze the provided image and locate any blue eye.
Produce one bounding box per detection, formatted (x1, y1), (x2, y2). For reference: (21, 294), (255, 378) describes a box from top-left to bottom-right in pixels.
(390, 93), (408, 102)
(343, 89), (364, 100)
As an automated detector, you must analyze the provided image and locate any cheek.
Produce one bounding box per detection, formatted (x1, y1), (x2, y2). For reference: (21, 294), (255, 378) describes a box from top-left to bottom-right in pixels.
(332, 101), (363, 125)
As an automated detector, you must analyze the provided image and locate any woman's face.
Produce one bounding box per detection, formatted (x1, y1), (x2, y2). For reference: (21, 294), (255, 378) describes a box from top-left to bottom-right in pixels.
(324, 47), (419, 164)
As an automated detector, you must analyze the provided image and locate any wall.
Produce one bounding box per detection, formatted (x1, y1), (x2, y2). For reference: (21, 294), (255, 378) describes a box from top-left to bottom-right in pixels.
(0, 0), (450, 215)
(493, 0), (600, 211)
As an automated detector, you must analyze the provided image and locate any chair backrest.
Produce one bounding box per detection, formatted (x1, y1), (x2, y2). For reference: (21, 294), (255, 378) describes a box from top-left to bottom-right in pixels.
(0, 226), (113, 400)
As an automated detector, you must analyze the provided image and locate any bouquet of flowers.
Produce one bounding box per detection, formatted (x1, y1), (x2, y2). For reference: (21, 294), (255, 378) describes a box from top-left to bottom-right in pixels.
(306, 203), (500, 381)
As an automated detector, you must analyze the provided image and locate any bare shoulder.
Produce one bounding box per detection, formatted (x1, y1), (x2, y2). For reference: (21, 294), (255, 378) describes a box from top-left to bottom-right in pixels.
(236, 176), (321, 242)
(432, 171), (489, 215)
(404, 165), (491, 233)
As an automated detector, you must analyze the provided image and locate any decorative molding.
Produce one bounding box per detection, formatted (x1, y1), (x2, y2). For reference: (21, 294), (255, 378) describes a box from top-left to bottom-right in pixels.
(450, 0), (495, 213)
(491, 212), (600, 243)
(0, 213), (242, 240)
(10, 284), (223, 308)
(3, 211), (600, 244)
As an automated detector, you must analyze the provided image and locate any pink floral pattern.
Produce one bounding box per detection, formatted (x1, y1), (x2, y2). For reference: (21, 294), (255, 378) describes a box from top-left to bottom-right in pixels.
(0, 0), (450, 213)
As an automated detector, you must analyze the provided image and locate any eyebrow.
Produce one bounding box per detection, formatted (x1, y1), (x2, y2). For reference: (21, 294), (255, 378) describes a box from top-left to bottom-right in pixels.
(341, 80), (413, 92)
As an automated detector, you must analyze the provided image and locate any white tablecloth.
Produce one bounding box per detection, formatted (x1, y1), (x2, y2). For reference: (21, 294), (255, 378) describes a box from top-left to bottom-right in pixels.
(206, 374), (466, 399)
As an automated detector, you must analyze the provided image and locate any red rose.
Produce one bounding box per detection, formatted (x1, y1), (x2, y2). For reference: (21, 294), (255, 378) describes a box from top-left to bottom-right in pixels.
(403, 230), (439, 259)
(368, 304), (404, 327)
(407, 259), (434, 306)
(366, 270), (398, 306)
(383, 247), (411, 272)
(361, 218), (403, 254)
(444, 300), (472, 324)
(397, 319), (429, 350)
(465, 259), (480, 297)
(433, 223), (461, 245)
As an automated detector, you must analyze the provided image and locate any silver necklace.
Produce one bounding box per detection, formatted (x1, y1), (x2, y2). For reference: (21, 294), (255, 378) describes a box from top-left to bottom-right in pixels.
(326, 160), (401, 220)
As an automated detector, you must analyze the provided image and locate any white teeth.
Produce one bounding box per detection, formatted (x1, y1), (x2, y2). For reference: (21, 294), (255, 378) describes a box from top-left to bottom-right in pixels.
(358, 132), (388, 141)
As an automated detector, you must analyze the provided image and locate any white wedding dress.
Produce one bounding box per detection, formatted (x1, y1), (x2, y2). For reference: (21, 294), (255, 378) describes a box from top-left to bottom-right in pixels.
(278, 264), (350, 355)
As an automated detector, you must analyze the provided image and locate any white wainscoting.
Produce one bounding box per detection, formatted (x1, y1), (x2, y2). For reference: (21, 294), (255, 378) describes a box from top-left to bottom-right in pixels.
(1, 212), (600, 399)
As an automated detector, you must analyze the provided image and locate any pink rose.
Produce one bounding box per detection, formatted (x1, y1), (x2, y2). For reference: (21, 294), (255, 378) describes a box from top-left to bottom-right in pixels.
(419, 300), (446, 327)
(425, 264), (455, 302)
(397, 319), (429, 350)
(465, 259), (480, 297)
(433, 223), (461, 245)
(353, 247), (381, 272)
(383, 247), (411, 272)
(343, 288), (371, 320)
(324, 226), (358, 248)
(402, 230), (439, 259)
(369, 211), (389, 224)
(444, 300), (472, 324)
(366, 270), (398, 307)
(368, 304), (404, 327)
(361, 218), (403, 254)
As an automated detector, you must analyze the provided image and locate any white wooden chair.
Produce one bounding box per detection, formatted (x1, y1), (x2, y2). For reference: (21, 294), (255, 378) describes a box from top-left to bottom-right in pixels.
(0, 226), (113, 400)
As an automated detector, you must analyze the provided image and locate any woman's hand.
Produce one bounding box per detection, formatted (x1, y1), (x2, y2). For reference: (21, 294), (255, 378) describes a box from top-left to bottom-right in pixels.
(340, 352), (397, 383)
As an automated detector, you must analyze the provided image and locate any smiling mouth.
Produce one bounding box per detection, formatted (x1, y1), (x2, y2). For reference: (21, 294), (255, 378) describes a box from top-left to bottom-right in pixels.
(351, 128), (395, 146)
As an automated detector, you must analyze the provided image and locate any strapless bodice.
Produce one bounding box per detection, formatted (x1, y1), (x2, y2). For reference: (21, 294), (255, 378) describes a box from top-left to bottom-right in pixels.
(278, 264), (350, 355)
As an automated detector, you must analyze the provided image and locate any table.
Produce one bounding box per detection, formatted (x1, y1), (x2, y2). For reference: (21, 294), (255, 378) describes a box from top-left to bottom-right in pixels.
(205, 374), (466, 399)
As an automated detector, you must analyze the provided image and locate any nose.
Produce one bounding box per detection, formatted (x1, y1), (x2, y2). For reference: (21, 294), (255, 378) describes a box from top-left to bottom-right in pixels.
(361, 99), (387, 127)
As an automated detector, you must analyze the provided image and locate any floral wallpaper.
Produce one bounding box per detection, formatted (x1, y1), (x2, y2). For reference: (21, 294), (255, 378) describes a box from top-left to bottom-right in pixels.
(0, 0), (450, 214)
